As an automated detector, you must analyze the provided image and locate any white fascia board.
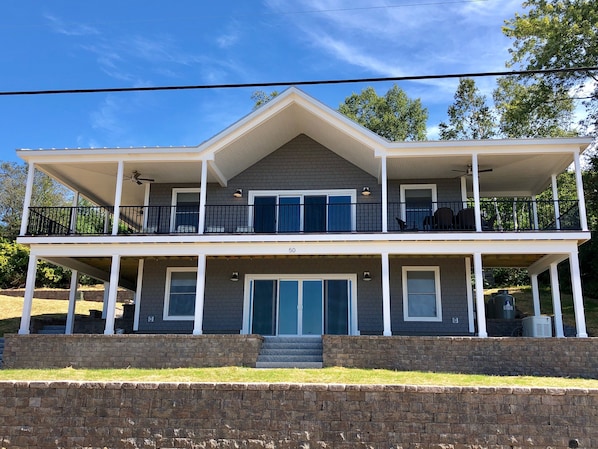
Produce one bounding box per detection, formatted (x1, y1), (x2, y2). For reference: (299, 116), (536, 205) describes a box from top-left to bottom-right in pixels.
(16, 148), (204, 164)
(23, 236), (584, 259)
(528, 253), (572, 276)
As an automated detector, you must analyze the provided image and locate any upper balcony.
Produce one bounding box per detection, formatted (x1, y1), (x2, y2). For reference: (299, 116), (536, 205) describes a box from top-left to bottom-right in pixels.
(24, 198), (582, 238)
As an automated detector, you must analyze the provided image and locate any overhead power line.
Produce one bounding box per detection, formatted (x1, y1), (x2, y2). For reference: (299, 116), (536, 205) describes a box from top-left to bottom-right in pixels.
(1, 67), (596, 97)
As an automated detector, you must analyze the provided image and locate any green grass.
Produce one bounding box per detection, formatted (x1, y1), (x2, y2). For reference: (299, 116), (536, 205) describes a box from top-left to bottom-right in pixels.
(1, 366), (598, 388)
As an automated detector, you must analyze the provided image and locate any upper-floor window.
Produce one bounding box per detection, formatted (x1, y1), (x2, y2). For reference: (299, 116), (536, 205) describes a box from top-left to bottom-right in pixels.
(400, 184), (437, 231)
(402, 266), (442, 322)
(248, 190), (356, 233)
(171, 188), (200, 233)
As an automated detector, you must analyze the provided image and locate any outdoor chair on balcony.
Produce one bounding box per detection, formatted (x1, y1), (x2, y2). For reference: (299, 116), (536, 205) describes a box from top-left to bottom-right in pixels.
(395, 217), (407, 231)
(455, 208), (475, 231)
(433, 207), (454, 230)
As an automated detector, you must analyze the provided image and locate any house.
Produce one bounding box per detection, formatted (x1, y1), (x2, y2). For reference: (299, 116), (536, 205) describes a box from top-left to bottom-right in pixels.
(15, 87), (592, 341)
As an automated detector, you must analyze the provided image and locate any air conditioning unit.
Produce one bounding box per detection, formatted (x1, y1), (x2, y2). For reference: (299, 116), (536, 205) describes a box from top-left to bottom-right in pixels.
(522, 315), (552, 337)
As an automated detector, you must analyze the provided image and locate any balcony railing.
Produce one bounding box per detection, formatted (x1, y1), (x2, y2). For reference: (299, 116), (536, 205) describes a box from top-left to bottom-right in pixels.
(25, 199), (582, 237)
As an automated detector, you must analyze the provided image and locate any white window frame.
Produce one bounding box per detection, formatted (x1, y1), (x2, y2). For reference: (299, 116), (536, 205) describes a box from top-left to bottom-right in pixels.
(399, 184), (438, 222)
(163, 267), (197, 321)
(170, 188), (200, 232)
(402, 266), (442, 322)
(241, 273), (358, 335)
(247, 189), (357, 232)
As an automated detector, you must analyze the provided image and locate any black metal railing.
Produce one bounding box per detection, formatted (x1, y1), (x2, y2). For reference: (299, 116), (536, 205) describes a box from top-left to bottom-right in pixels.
(25, 198), (583, 236)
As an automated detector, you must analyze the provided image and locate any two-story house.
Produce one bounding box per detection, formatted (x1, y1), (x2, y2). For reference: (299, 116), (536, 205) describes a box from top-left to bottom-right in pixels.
(16, 87), (592, 342)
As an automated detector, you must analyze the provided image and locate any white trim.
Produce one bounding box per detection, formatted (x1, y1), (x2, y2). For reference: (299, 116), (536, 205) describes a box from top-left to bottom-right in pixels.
(465, 257), (474, 333)
(170, 188), (201, 233)
(133, 258), (144, 331)
(163, 266), (198, 321)
(402, 266), (442, 322)
(399, 184), (438, 224)
(20, 162), (35, 236)
(248, 189), (357, 232)
(243, 273), (358, 336)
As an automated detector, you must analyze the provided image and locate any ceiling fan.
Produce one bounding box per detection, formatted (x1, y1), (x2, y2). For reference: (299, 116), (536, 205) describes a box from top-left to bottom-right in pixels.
(452, 164), (493, 177)
(128, 170), (155, 185)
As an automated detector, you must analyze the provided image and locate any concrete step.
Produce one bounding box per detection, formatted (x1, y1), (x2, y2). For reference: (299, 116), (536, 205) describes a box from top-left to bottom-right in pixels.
(257, 336), (323, 369)
(256, 361), (323, 369)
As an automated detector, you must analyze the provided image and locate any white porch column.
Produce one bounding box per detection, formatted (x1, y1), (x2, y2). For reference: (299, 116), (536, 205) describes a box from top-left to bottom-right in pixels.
(471, 154), (482, 232)
(198, 161), (208, 234)
(569, 250), (588, 337)
(530, 273), (541, 316)
(549, 262), (565, 337)
(465, 257), (474, 333)
(69, 192), (80, 234)
(473, 253), (487, 337)
(573, 151), (589, 231)
(112, 161), (124, 235)
(65, 269), (79, 334)
(551, 174), (560, 230)
(19, 161), (36, 236)
(133, 259), (144, 332)
(102, 281), (110, 319)
(193, 254), (207, 335)
(142, 184), (151, 231)
(104, 255), (121, 335)
(381, 156), (388, 233)
(460, 176), (468, 209)
(531, 195), (539, 230)
(381, 252), (392, 336)
(18, 253), (38, 334)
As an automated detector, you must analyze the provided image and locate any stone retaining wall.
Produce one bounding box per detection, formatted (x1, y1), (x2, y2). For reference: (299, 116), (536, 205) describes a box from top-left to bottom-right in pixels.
(323, 335), (598, 378)
(3, 334), (262, 369)
(0, 381), (595, 449)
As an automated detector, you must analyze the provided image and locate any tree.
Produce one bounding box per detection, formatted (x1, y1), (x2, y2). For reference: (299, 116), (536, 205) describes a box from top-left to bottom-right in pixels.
(493, 76), (575, 138)
(438, 78), (496, 140)
(338, 85), (428, 141)
(251, 90), (279, 110)
(503, 0), (598, 133)
(0, 162), (70, 239)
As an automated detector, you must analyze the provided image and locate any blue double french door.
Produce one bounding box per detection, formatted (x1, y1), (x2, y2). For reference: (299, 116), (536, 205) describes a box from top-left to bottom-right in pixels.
(250, 279), (350, 336)
(253, 195), (352, 233)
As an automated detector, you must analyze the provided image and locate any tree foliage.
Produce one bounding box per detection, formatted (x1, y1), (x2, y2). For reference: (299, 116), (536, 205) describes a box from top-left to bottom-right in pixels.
(338, 85), (428, 141)
(251, 90), (279, 110)
(503, 0), (598, 133)
(0, 162), (70, 239)
(439, 78), (496, 140)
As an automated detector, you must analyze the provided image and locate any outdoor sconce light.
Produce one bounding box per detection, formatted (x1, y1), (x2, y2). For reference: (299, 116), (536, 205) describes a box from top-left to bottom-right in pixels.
(363, 271), (372, 281)
(361, 186), (371, 196)
(230, 272), (239, 282)
(233, 189), (243, 198)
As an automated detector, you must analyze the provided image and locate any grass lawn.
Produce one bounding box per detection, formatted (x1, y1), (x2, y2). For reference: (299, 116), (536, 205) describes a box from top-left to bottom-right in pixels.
(1, 289), (597, 387)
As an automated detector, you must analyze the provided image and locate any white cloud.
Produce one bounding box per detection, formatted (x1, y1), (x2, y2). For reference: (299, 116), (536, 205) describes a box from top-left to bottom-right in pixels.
(45, 14), (100, 36)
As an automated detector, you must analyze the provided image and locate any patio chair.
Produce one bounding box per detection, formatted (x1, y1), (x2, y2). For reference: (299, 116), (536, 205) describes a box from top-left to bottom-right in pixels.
(433, 207), (454, 230)
(455, 208), (475, 230)
(395, 217), (407, 231)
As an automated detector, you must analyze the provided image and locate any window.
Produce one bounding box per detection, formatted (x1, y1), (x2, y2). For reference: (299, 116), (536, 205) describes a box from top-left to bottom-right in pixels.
(400, 184), (437, 230)
(402, 266), (442, 322)
(171, 188), (200, 232)
(164, 268), (197, 320)
(249, 190), (355, 233)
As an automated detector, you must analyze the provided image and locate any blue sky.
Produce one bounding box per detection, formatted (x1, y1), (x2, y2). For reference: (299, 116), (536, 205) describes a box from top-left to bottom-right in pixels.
(1, 0), (523, 163)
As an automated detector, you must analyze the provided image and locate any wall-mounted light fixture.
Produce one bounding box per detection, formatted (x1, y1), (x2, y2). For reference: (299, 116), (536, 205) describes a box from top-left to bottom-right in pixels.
(230, 272), (239, 282)
(361, 186), (371, 196)
(233, 189), (243, 198)
(363, 271), (372, 281)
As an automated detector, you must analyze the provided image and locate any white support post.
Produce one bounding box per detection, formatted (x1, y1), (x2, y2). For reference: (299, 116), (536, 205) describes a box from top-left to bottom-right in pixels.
(19, 162), (36, 237)
(104, 255), (121, 335)
(133, 259), (144, 332)
(69, 192), (80, 234)
(142, 184), (151, 231)
(65, 269), (79, 334)
(193, 254), (207, 335)
(381, 156), (388, 233)
(471, 154), (482, 232)
(551, 174), (560, 230)
(513, 198), (518, 231)
(460, 176), (468, 209)
(102, 281), (110, 319)
(531, 195), (539, 231)
(573, 151), (589, 231)
(465, 256), (474, 333)
(381, 252), (392, 336)
(18, 253), (38, 334)
(530, 273), (541, 316)
(549, 262), (565, 337)
(568, 250), (588, 337)
(112, 161), (124, 235)
(198, 161), (208, 234)
(473, 253), (487, 337)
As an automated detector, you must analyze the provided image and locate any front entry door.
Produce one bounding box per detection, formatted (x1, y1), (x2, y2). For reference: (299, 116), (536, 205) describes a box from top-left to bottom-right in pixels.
(250, 278), (351, 336)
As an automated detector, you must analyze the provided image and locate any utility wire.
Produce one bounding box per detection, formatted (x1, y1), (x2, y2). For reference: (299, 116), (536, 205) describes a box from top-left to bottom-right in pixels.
(1, 66), (596, 97)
